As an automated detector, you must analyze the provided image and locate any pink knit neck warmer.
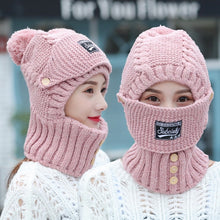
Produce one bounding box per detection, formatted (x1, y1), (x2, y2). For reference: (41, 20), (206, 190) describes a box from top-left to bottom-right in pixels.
(24, 111), (107, 177)
(121, 91), (212, 194)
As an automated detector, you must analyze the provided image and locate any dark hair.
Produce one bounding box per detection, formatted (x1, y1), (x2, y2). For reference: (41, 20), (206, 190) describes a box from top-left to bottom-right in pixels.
(7, 157), (31, 188)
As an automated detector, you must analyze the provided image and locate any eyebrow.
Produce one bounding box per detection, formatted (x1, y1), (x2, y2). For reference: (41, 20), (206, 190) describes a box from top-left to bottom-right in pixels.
(82, 81), (97, 85)
(145, 88), (161, 93)
(82, 80), (106, 86)
(176, 89), (191, 94)
(145, 88), (192, 94)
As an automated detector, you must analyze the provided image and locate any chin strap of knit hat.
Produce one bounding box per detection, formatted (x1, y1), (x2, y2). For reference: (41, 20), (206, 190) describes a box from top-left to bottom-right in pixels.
(7, 28), (112, 177)
(118, 26), (213, 194)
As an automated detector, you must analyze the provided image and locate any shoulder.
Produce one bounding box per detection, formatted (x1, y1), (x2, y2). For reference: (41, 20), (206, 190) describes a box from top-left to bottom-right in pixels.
(6, 160), (80, 201)
(8, 161), (40, 189)
(92, 149), (110, 168)
(79, 160), (137, 219)
(82, 159), (122, 177)
(205, 161), (220, 181)
(6, 161), (57, 198)
(2, 161), (80, 219)
(80, 159), (129, 190)
(11, 160), (64, 182)
(79, 160), (124, 219)
(194, 161), (220, 191)
(1, 162), (56, 219)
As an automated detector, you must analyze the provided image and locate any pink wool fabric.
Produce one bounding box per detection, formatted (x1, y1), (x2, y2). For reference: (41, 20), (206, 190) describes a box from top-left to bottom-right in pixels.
(119, 26), (211, 101)
(118, 26), (213, 194)
(7, 28), (112, 177)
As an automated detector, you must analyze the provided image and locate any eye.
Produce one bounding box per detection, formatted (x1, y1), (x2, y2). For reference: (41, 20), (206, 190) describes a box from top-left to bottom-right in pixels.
(146, 96), (160, 102)
(101, 87), (107, 94)
(176, 94), (194, 107)
(85, 88), (94, 94)
(140, 95), (160, 106)
(139, 91), (161, 106)
(177, 96), (191, 102)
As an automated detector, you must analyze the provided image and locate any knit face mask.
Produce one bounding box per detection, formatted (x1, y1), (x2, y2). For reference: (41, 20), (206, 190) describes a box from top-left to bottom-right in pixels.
(118, 26), (213, 194)
(120, 91), (212, 194)
(7, 28), (112, 177)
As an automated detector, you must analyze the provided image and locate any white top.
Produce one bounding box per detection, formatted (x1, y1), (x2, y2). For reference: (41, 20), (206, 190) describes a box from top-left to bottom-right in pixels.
(79, 159), (220, 220)
(0, 149), (109, 220)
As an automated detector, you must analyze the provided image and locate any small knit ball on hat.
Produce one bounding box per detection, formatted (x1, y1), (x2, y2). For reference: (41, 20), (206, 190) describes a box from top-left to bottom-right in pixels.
(119, 26), (211, 101)
(7, 28), (112, 119)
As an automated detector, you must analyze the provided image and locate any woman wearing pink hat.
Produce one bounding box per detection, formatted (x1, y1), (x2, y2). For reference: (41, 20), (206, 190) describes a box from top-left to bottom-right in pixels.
(1, 28), (111, 219)
(79, 26), (220, 219)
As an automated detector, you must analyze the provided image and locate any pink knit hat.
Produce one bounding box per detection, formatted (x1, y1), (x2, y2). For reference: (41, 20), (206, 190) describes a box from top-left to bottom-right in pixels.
(119, 26), (211, 101)
(7, 28), (112, 177)
(119, 26), (213, 194)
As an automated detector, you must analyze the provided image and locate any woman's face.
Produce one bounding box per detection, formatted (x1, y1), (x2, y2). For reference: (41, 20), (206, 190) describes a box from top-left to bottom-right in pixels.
(139, 81), (194, 108)
(64, 73), (108, 129)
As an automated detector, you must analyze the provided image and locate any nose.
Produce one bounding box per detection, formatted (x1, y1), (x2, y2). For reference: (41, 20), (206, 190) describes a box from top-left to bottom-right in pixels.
(161, 100), (176, 108)
(96, 94), (108, 111)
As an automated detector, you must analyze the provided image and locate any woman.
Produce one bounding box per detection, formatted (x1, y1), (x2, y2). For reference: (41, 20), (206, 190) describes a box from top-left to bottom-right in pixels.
(0, 28), (111, 219)
(79, 26), (220, 219)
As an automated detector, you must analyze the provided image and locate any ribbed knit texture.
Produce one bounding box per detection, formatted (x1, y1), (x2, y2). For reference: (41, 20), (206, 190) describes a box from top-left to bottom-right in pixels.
(7, 28), (112, 177)
(123, 146), (208, 195)
(117, 26), (213, 194)
(121, 93), (211, 153)
(121, 94), (210, 194)
(24, 113), (108, 177)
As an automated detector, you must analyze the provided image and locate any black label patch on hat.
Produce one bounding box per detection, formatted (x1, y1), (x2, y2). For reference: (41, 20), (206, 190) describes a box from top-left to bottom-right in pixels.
(155, 120), (182, 140)
(78, 40), (99, 53)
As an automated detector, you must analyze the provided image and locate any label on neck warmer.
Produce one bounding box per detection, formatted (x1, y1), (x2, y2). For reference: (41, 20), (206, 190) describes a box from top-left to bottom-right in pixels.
(155, 120), (182, 140)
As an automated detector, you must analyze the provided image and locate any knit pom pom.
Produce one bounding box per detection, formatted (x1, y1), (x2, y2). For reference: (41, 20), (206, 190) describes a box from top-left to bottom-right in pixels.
(7, 28), (38, 65)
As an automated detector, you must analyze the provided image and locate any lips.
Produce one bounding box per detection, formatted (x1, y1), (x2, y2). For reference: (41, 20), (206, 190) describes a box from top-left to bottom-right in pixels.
(88, 116), (101, 122)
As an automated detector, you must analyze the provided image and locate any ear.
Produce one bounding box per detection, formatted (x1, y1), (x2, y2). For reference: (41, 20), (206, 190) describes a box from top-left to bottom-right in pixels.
(7, 28), (38, 65)
(117, 93), (125, 104)
(209, 91), (214, 102)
